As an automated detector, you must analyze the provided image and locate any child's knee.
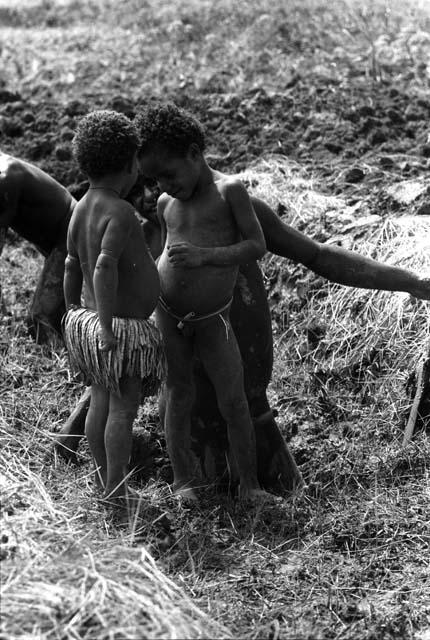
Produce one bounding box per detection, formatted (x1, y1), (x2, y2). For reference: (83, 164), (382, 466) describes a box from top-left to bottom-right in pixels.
(166, 381), (194, 410)
(218, 395), (249, 423)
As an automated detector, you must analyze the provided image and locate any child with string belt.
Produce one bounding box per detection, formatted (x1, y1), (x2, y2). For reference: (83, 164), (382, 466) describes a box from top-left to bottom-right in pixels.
(136, 102), (270, 502)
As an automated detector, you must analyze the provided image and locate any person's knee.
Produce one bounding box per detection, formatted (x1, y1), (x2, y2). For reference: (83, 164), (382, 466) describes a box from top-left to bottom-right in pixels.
(165, 381), (193, 419)
(218, 394), (249, 423)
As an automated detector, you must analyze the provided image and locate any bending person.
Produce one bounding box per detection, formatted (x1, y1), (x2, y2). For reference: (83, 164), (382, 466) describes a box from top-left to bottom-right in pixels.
(0, 151), (76, 341)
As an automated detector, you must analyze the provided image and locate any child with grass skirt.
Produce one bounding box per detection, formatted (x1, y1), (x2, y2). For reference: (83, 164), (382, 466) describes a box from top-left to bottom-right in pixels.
(63, 110), (165, 507)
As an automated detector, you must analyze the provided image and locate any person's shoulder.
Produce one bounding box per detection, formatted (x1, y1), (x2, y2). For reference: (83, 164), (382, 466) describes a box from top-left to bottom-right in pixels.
(217, 174), (247, 196)
(0, 154), (26, 184)
(157, 191), (173, 213)
(104, 199), (137, 231)
(157, 192), (172, 205)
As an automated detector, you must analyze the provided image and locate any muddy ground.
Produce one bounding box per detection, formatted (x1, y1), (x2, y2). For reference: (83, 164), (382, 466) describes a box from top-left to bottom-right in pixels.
(1, 76), (429, 211)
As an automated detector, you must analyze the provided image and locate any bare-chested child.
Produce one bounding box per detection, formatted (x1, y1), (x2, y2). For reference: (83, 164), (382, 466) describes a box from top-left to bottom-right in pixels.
(0, 151), (76, 340)
(63, 110), (165, 506)
(136, 103), (271, 501)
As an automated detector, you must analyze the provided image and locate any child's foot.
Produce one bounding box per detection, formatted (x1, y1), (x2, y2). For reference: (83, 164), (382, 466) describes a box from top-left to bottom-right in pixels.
(238, 486), (273, 502)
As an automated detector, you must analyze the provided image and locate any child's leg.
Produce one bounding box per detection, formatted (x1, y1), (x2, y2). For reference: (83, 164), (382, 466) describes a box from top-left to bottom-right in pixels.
(85, 384), (109, 488)
(196, 316), (267, 499)
(103, 376), (141, 500)
(155, 307), (196, 498)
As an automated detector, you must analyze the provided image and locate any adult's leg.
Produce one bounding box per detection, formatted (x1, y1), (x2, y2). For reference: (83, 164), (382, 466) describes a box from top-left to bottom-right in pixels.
(155, 306), (197, 499)
(85, 383), (109, 489)
(54, 387), (90, 463)
(103, 376), (141, 500)
(29, 244), (67, 342)
(195, 314), (267, 500)
(231, 261), (303, 491)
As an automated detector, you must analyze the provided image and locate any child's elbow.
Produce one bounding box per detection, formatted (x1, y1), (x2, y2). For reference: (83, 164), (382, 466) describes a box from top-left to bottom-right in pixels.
(254, 238), (266, 260)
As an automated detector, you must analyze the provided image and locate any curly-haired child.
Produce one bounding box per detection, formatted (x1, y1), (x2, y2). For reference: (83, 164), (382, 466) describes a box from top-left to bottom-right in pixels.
(136, 102), (270, 501)
(63, 110), (165, 507)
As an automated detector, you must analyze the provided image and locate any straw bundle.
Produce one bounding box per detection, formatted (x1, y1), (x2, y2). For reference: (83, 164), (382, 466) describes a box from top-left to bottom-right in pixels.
(240, 156), (430, 434)
(0, 439), (232, 640)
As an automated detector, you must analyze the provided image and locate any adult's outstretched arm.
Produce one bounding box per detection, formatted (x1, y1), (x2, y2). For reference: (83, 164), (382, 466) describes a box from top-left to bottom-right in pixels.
(253, 197), (430, 299)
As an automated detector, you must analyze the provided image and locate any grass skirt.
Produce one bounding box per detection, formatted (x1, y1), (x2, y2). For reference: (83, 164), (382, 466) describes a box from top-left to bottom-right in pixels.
(63, 308), (166, 397)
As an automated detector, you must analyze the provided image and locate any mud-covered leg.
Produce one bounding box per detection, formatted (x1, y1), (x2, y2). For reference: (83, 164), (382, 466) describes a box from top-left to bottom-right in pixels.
(29, 245), (67, 342)
(231, 258), (303, 493)
(54, 387), (90, 464)
(252, 406), (303, 491)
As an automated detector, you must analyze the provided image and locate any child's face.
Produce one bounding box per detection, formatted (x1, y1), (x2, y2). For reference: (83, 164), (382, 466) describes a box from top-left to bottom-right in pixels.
(139, 146), (201, 201)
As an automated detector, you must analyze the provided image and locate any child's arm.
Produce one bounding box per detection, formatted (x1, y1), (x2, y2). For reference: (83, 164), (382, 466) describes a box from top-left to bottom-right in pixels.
(93, 205), (131, 351)
(168, 179), (266, 267)
(64, 230), (83, 309)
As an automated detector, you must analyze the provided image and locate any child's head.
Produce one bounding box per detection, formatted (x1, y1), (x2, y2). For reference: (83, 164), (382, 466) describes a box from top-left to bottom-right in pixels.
(135, 103), (206, 200)
(73, 110), (140, 182)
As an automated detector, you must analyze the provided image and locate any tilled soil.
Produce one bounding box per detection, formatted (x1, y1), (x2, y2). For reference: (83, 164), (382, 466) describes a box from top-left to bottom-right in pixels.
(1, 77), (429, 215)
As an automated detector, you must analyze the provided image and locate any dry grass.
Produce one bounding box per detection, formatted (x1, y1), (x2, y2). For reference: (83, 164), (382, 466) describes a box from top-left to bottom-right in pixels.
(0, 293), (232, 639)
(1, 1), (430, 638)
(2, 157), (430, 639)
(1, 0), (429, 102)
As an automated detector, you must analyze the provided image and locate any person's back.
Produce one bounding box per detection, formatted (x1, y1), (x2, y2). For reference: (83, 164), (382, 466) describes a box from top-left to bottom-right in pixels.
(69, 192), (159, 319)
(0, 151), (75, 255)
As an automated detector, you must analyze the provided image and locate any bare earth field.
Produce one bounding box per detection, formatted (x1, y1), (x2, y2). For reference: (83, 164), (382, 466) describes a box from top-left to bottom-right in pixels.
(1, 1), (430, 639)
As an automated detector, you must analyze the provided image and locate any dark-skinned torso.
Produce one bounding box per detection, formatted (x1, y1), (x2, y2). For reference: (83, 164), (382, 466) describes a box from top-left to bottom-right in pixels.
(69, 193), (160, 319)
(0, 153), (75, 255)
(158, 180), (239, 315)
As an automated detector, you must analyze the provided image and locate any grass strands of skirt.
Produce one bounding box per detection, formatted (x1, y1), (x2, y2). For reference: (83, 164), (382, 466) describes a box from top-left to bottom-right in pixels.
(63, 308), (166, 397)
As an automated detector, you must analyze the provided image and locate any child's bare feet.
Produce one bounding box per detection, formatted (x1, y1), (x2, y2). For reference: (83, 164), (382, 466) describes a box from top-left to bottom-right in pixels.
(238, 486), (273, 502)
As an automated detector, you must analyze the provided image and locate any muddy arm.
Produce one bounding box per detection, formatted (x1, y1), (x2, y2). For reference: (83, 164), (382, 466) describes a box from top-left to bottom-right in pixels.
(253, 197), (430, 298)
(309, 243), (430, 297)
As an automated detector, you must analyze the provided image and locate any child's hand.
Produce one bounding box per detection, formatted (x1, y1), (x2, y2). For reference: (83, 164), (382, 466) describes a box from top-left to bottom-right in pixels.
(98, 326), (117, 352)
(167, 242), (204, 267)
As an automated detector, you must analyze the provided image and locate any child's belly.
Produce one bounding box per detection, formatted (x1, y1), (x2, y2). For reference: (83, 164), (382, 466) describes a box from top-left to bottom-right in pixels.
(158, 253), (237, 315)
